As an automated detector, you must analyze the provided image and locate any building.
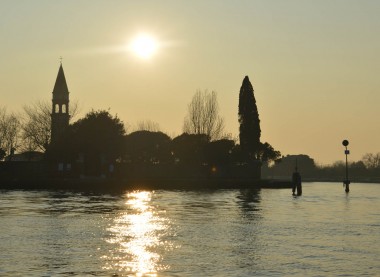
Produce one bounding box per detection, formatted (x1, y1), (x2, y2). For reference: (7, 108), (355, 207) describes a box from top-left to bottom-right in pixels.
(4, 151), (44, 162)
(51, 63), (70, 143)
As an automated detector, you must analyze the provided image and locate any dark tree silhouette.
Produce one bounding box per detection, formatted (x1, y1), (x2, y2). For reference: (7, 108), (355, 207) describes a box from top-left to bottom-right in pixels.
(21, 100), (79, 152)
(257, 142), (281, 165)
(172, 133), (209, 165)
(125, 130), (172, 164)
(72, 110), (125, 168)
(47, 110), (125, 175)
(204, 139), (235, 166)
(238, 76), (261, 161)
(0, 108), (21, 157)
(270, 154), (316, 177)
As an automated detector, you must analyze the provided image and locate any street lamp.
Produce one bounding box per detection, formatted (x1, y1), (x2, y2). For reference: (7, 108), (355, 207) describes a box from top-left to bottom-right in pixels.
(342, 140), (350, 193)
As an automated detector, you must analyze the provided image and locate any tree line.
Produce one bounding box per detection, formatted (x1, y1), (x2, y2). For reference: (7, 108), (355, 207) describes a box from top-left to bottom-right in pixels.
(0, 101), (80, 159)
(1, 76), (280, 167)
(262, 154), (380, 182)
(2, 75), (380, 181)
(45, 108), (280, 176)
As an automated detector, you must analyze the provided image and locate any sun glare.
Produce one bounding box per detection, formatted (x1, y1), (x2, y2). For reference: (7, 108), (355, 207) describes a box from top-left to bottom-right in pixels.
(130, 34), (158, 59)
(104, 191), (173, 276)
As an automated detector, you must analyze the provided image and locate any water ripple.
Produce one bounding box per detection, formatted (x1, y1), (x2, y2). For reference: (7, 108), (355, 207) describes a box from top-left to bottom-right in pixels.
(0, 183), (379, 276)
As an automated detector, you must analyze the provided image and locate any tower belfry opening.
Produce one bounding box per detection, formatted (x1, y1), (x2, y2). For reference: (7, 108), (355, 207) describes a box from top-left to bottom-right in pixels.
(51, 63), (70, 143)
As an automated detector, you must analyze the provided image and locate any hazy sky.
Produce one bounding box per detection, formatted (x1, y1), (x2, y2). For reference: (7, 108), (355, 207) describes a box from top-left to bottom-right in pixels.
(1, 0), (379, 165)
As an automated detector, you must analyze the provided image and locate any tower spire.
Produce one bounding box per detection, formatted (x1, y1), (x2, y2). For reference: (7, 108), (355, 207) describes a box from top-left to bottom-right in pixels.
(51, 63), (70, 143)
(52, 63), (69, 97)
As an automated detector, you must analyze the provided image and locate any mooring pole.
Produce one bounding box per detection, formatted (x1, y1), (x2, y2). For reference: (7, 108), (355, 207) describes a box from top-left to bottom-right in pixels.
(342, 140), (350, 193)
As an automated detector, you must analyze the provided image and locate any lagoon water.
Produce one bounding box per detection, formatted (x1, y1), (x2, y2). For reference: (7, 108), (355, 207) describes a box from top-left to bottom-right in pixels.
(0, 182), (379, 276)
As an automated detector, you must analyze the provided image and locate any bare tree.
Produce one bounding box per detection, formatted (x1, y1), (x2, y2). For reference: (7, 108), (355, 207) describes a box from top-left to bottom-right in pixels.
(21, 100), (79, 152)
(135, 120), (161, 132)
(21, 101), (51, 152)
(0, 107), (22, 158)
(0, 107), (6, 155)
(183, 90), (225, 140)
(0, 106), (5, 124)
(362, 153), (380, 169)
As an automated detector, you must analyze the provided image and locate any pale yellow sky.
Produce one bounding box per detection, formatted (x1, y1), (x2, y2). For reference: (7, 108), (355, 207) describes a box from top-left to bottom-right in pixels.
(1, 0), (379, 165)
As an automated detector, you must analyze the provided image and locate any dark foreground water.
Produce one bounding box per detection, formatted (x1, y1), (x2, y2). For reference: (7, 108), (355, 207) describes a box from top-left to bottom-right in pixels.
(0, 182), (379, 276)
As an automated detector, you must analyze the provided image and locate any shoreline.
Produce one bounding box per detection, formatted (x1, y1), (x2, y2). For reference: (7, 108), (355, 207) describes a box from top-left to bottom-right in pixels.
(0, 177), (293, 191)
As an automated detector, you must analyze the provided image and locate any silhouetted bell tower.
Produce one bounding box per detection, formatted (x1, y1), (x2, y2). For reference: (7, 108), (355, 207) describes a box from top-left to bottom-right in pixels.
(51, 63), (70, 143)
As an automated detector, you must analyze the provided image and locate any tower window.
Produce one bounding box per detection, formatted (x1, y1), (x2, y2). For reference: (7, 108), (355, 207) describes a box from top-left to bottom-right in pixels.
(55, 104), (60, 113)
(62, 104), (66, 113)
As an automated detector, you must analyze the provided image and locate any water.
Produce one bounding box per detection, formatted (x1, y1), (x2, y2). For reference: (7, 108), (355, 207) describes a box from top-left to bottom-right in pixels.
(0, 182), (379, 276)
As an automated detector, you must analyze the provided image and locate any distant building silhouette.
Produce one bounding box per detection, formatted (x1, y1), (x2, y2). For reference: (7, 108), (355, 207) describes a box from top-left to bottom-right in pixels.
(4, 151), (44, 162)
(51, 63), (70, 143)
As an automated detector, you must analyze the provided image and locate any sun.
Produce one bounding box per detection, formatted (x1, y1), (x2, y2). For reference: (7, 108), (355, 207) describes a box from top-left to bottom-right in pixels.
(130, 34), (158, 59)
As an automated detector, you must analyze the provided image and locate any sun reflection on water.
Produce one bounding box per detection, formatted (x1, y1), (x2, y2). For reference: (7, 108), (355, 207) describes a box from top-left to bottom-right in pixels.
(103, 191), (172, 276)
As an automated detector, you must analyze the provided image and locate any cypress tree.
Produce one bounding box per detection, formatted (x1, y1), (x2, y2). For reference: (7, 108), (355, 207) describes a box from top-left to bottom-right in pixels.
(238, 76), (261, 160)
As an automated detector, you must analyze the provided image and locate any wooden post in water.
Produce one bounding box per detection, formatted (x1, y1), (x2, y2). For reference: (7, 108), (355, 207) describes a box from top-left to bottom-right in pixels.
(292, 159), (302, 196)
(342, 140), (350, 193)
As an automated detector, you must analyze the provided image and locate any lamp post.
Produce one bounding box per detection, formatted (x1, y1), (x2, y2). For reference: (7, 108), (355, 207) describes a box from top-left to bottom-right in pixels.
(342, 140), (350, 193)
